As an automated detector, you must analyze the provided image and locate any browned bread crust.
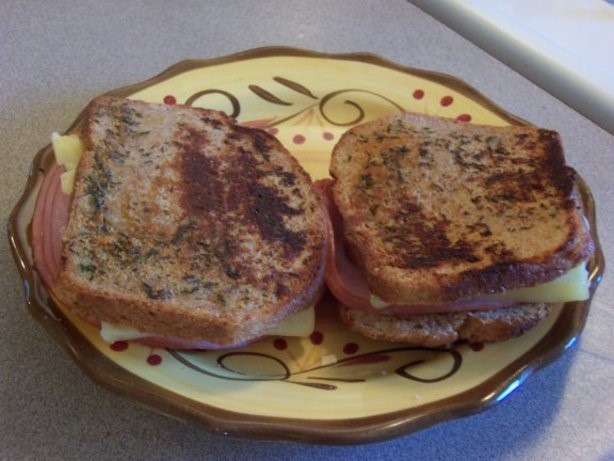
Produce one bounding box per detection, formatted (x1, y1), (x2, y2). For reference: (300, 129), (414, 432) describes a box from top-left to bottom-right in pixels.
(56, 96), (327, 345)
(330, 112), (594, 305)
(339, 303), (552, 347)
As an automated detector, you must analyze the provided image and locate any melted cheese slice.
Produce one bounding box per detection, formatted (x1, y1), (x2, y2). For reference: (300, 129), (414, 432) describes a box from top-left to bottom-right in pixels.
(60, 169), (76, 194)
(100, 322), (150, 343)
(51, 132), (85, 194)
(52, 132), (84, 170)
(263, 304), (315, 337)
(100, 305), (316, 343)
(482, 263), (590, 303)
(370, 263), (590, 309)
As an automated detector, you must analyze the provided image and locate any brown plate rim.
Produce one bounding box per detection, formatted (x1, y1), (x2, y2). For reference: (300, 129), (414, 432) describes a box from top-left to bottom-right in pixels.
(7, 46), (605, 445)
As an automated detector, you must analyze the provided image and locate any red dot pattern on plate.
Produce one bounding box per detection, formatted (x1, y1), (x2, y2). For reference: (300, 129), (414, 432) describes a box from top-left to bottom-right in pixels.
(323, 132), (334, 141)
(343, 342), (359, 355)
(469, 342), (484, 352)
(293, 134), (306, 144)
(310, 331), (324, 345)
(267, 127), (279, 135)
(413, 89), (425, 100)
(440, 96), (454, 107)
(147, 354), (162, 365)
(273, 338), (288, 350)
(456, 114), (472, 122)
(110, 341), (128, 352)
(163, 95), (177, 105)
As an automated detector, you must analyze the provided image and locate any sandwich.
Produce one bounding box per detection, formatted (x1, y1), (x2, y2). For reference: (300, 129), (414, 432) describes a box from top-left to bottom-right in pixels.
(316, 112), (594, 347)
(31, 96), (328, 349)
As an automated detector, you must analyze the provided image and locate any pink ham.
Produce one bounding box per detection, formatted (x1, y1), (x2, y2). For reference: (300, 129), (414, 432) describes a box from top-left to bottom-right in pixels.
(313, 179), (514, 316)
(31, 163), (253, 350)
(31, 164), (68, 287)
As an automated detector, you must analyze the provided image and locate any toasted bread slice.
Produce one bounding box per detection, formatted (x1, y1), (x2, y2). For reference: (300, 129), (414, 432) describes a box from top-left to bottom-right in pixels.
(55, 96), (327, 345)
(339, 303), (552, 347)
(330, 113), (593, 305)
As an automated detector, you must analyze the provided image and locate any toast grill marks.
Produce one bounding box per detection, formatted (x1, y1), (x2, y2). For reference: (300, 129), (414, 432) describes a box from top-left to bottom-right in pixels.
(175, 123), (309, 292)
(331, 114), (593, 303)
(374, 128), (574, 268)
(62, 98), (323, 330)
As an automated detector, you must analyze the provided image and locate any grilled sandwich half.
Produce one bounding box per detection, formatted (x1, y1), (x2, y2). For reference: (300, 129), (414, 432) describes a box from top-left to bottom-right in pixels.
(42, 96), (327, 348)
(321, 112), (594, 347)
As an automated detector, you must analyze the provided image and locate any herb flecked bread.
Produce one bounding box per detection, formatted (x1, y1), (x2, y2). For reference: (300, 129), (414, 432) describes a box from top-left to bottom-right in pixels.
(330, 112), (594, 306)
(339, 303), (552, 347)
(56, 96), (327, 345)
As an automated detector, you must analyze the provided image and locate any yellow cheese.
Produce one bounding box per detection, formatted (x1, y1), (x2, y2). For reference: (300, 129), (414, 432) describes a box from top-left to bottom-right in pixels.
(100, 322), (150, 343)
(370, 294), (391, 309)
(52, 132), (85, 195)
(51, 132), (85, 171)
(370, 262), (590, 308)
(100, 305), (315, 344)
(264, 304), (315, 337)
(482, 263), (590, 303)
(60, 170), (75, 194)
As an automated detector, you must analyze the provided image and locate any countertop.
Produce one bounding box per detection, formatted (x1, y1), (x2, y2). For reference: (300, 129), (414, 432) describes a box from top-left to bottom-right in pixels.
(1, 1), (613, 460)
(411, 0), (614, 134)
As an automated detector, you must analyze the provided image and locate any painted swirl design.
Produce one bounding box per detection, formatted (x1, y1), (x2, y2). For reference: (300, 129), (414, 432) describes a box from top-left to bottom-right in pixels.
(169, 346), (462, 391)
(318, 89), (405, 126)
(185, 89), (241, 118)
(184, 77), (406, 127)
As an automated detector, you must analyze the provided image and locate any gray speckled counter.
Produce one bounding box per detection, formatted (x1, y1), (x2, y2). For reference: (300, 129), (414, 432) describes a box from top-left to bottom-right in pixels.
(1, 1), (612, 459)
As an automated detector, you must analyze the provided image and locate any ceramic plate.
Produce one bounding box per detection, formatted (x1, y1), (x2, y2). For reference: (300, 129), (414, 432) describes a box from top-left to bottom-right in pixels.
(8, 47), (604, 444)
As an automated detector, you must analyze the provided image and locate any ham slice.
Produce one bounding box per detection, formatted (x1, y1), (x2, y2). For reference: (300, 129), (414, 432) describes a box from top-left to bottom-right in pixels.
(313, 179), (514, 316)
(31, 164), (68, 288)
(31, 164), (251, 350)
